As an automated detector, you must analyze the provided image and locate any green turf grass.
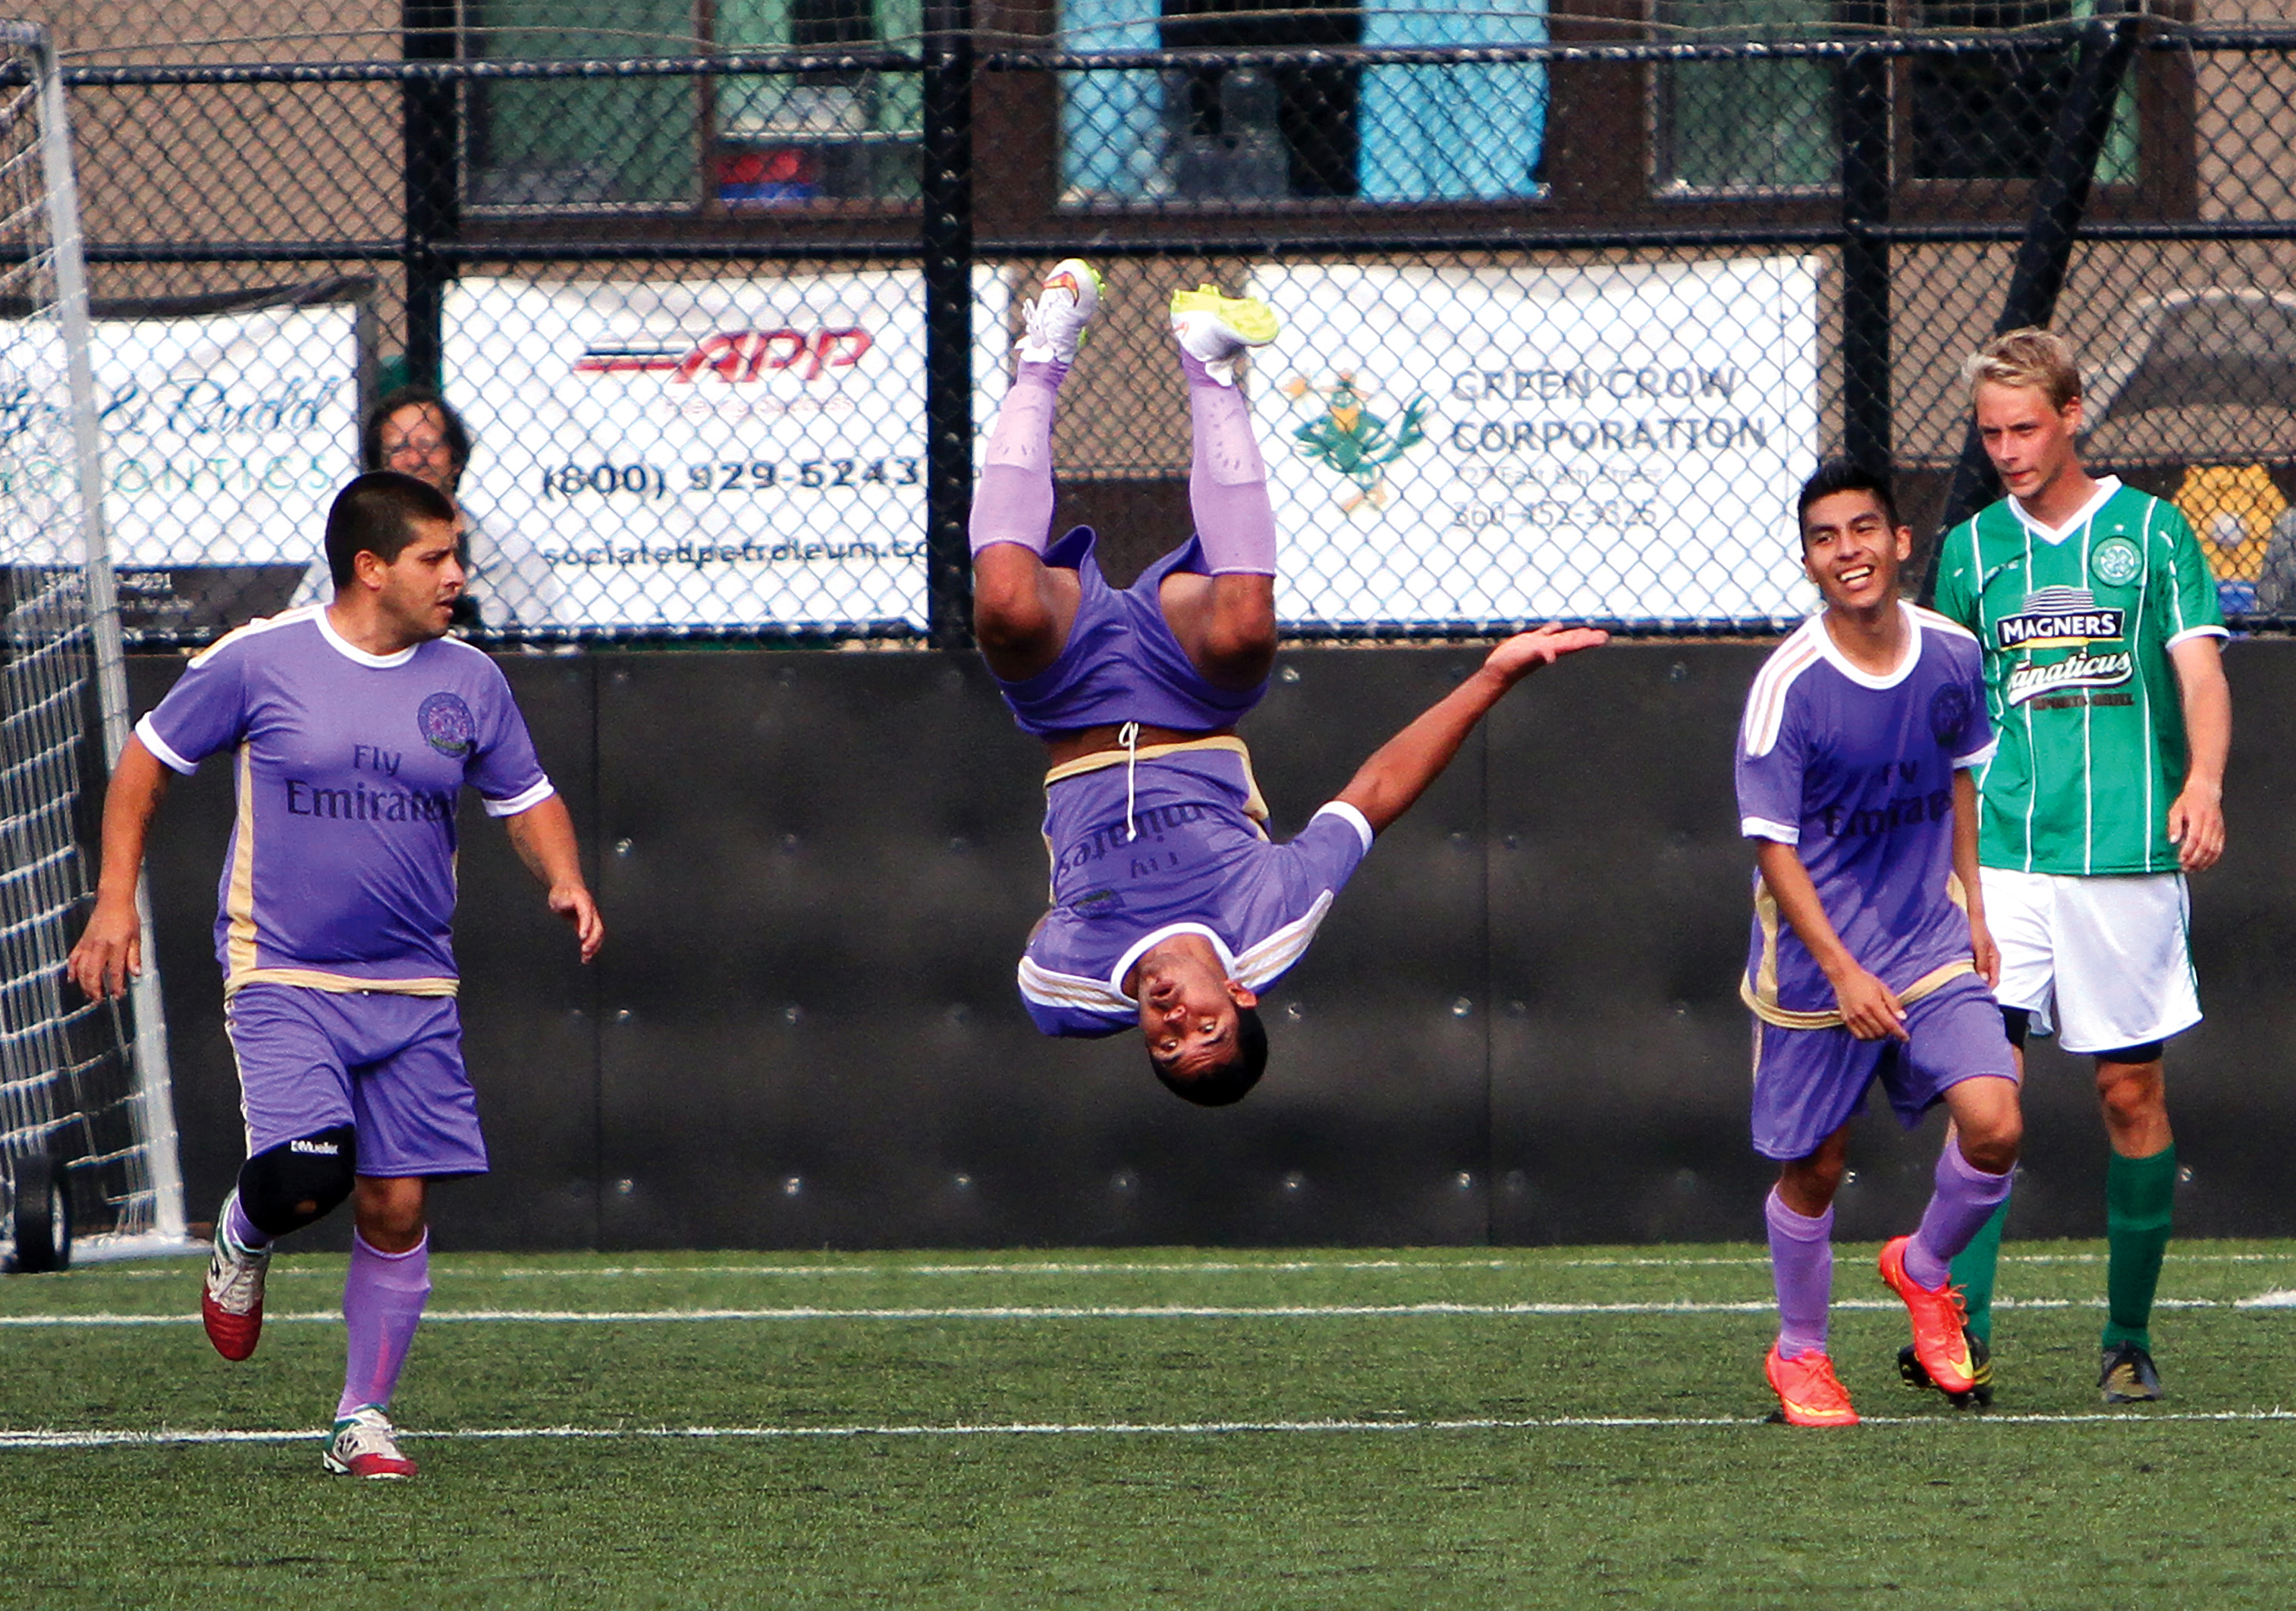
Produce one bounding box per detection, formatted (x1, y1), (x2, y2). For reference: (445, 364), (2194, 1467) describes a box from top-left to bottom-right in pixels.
(3, 1241), (2294, 1609)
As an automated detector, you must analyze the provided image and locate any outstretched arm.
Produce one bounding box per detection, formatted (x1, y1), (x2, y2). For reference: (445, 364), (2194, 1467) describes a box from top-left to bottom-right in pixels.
(1335, 625), (1606, 835)
(503, 795), (604, 963)
(67, 736), (171, 1001)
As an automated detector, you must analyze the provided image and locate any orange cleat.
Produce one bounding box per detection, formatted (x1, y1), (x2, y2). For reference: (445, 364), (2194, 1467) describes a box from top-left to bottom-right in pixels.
(1879, 1236), (1980, 1396)
(1764, 1342), (1858, 1427)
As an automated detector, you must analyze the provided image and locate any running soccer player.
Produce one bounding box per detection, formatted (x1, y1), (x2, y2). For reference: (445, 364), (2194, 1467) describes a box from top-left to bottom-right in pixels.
(1932, 328), (2231, 1404)
(1738, 461), (2022, 1427)
(68, 470), (605, 1479)
(973, 261), (1603, 1104)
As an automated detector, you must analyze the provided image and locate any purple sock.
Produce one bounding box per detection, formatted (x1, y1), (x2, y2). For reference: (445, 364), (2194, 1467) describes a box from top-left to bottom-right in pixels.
(1766, 1186), (1833, 1358)
(967, 359), (1068, 559)
(337, 1230), (431, 1419)
(225, 1192), (272, 1251)
(1182, 352), (1276, 576)
(1905, 1140), (2015, 1289)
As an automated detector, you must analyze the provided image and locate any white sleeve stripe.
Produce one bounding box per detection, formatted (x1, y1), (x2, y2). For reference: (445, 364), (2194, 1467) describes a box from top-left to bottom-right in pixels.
(1908, 605), (1978, 644)
(482, 777), (556, 818)
(2165, 624), (2228, 648)
(133, 714), (198, 775)
(1016, 957), (1129, 1013)
(1233, 890), (1336, 989)
(1311, 801), (1375, 853)
(1741, 629), (1822, 759)
(1953, 736), (2000, 770)
(1741, 815), (1799, 844)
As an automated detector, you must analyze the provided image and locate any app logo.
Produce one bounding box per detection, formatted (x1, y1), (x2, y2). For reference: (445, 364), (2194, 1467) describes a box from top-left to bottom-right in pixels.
(574, 328), (872, 383)
(417, 691), (476, 758)
(2091, 535), (2142, 587)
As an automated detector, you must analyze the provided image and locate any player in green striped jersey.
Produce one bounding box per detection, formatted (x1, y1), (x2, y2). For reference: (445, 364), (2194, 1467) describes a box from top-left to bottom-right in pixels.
(1930, 328), (2231, 1405)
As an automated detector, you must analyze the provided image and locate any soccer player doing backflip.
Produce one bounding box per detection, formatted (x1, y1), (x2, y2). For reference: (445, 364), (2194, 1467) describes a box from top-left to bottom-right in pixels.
(1736, 463), (2023, 1426)
(68, 471), (605, 1478)
(972, 262), (1603, 1103)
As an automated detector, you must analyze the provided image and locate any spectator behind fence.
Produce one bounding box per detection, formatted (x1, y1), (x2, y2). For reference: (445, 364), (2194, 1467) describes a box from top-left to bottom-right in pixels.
(291, 387), (561, 631)
(2174, 462), (2288, 617)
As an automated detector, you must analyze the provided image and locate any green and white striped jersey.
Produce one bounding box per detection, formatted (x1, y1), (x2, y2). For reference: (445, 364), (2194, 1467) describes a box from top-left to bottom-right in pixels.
(1932, 477), (2225, 876)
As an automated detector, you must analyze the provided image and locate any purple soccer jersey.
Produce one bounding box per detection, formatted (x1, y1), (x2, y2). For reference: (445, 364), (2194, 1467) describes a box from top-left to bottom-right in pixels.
(136, 606), (553, 995)
(1019, 745), (1372, 1035)
(1736, 604), (1996, 1021)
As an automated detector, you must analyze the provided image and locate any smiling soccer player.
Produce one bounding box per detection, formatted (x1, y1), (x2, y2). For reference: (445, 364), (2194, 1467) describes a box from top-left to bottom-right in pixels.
(1736, 461), (2022, 1426)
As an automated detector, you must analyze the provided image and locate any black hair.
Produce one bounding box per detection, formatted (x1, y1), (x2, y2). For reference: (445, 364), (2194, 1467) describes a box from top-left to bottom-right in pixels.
(1152, 1004), (1269, 1107)
(361, 386), (471, 488)
(325, 470), (457, 588)
(1795, 460), (1902, 542)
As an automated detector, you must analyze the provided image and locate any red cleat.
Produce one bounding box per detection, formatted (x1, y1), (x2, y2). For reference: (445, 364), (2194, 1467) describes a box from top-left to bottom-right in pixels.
(1879, 1235), (1980, 1396)
(324, 1407), (417, 1480)
(1765, 1342), (1858, 1427)
(199, 1196), (270, 1361)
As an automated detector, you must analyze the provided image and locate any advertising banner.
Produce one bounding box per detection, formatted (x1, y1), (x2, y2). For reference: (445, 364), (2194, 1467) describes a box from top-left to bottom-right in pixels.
(1246, 257), (1823, 626)
(0, 303), (358, 570)
(446, 270), (1010, 631)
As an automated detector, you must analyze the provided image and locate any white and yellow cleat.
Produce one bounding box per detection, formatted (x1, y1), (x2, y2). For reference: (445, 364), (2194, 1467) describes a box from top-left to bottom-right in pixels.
(1017, 259), (1103, 366)
(1170, 283), (1280, 387)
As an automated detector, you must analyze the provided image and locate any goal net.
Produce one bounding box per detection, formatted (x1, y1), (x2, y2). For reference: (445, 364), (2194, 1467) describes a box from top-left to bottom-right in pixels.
(0, 22), (186, 1266)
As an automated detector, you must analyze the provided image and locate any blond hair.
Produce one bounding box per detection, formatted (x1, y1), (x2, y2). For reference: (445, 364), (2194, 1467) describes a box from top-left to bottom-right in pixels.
(1961, 327), (2083, 412)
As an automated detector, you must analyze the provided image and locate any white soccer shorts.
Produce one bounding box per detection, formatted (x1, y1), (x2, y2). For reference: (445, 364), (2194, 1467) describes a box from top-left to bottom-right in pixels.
(1979, 867), (2201, 1054)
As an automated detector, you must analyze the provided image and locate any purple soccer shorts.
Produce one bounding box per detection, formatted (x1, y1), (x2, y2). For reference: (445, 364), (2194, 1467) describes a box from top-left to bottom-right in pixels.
(225, 983), (488, 1176)
(1751, 972), (2017, 1162)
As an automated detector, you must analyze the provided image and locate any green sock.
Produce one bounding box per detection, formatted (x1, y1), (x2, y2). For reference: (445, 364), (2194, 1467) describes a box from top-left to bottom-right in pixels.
(2103, 1145), (2178, 1352)
(1949, 1199), (2011, 1346)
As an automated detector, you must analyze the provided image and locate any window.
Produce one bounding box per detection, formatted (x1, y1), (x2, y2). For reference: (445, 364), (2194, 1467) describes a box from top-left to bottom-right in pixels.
(465, 0), (922, 213)
(1650, 0), (2140, 197)
(1909, 0), (2137, 183)
(1059, 0), (1547, 206)
(1652, 0), (1839, 194)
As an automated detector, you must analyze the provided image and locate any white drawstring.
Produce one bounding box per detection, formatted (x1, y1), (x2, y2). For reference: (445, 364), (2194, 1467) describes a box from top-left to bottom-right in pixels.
(1120, 721), (1141, 841)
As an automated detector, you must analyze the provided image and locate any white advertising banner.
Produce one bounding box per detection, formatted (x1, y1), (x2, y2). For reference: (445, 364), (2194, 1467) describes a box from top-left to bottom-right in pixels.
(1245, 258), (1823, 626)
(0, 304), (357, 567)
(446, 270), (1010, 631)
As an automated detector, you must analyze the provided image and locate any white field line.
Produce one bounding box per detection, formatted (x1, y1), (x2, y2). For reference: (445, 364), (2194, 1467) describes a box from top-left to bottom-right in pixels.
(5, 1408), (2296, 1452)
(87, 1251), (2296, 1281)
(0, 1295), (2257, 1327)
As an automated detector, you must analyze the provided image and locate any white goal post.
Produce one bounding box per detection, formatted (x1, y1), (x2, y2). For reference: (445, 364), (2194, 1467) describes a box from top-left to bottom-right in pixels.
(0, 20), (187, 1267)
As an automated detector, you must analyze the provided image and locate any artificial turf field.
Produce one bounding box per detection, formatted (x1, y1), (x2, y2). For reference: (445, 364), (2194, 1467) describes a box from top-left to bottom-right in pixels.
(5, 1242), (2296, 1608)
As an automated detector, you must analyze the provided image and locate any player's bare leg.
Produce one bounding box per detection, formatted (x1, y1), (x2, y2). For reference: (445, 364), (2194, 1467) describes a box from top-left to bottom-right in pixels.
(971, 261), (1101, 682)
(1163, 283), (1280, 689)
(1886, 1074), (2018, 1405)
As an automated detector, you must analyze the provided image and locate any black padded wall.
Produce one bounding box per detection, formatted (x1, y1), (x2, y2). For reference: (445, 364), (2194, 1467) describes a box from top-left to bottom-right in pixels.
(130, 640), (2296, 1249)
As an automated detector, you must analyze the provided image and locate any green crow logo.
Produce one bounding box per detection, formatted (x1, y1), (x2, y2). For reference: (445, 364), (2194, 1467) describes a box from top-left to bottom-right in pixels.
(1280, 372), (1431, 513)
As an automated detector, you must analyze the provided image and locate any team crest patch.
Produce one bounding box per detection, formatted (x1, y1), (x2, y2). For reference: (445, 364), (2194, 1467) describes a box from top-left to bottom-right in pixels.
(2091, 536), (2141, 587)
(1929, 682), (1973, 746)
(416, 691), (476, 758)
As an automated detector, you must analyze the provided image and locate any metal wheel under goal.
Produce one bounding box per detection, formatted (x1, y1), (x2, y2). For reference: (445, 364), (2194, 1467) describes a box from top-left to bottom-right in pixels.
(2, 1150), (73, 1274)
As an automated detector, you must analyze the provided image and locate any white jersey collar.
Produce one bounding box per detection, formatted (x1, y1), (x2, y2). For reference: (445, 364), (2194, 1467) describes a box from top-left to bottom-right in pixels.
(1812, 600), (1922, 691)
(317, 605), (422, 669)
(1109, 922), (1241, 1006)
(2010, 474), (2122, 545)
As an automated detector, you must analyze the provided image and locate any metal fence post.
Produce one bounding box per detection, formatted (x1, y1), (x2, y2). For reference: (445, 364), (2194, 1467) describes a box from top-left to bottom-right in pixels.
(1839, 44), (1891, 474)
(922, 0), (977, 652)
(402, 1), (460, 388)
(1925, 8), (2143, 583)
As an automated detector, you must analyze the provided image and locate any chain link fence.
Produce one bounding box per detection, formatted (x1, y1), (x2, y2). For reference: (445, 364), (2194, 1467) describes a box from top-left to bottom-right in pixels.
(12, 4), (2296, 642)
